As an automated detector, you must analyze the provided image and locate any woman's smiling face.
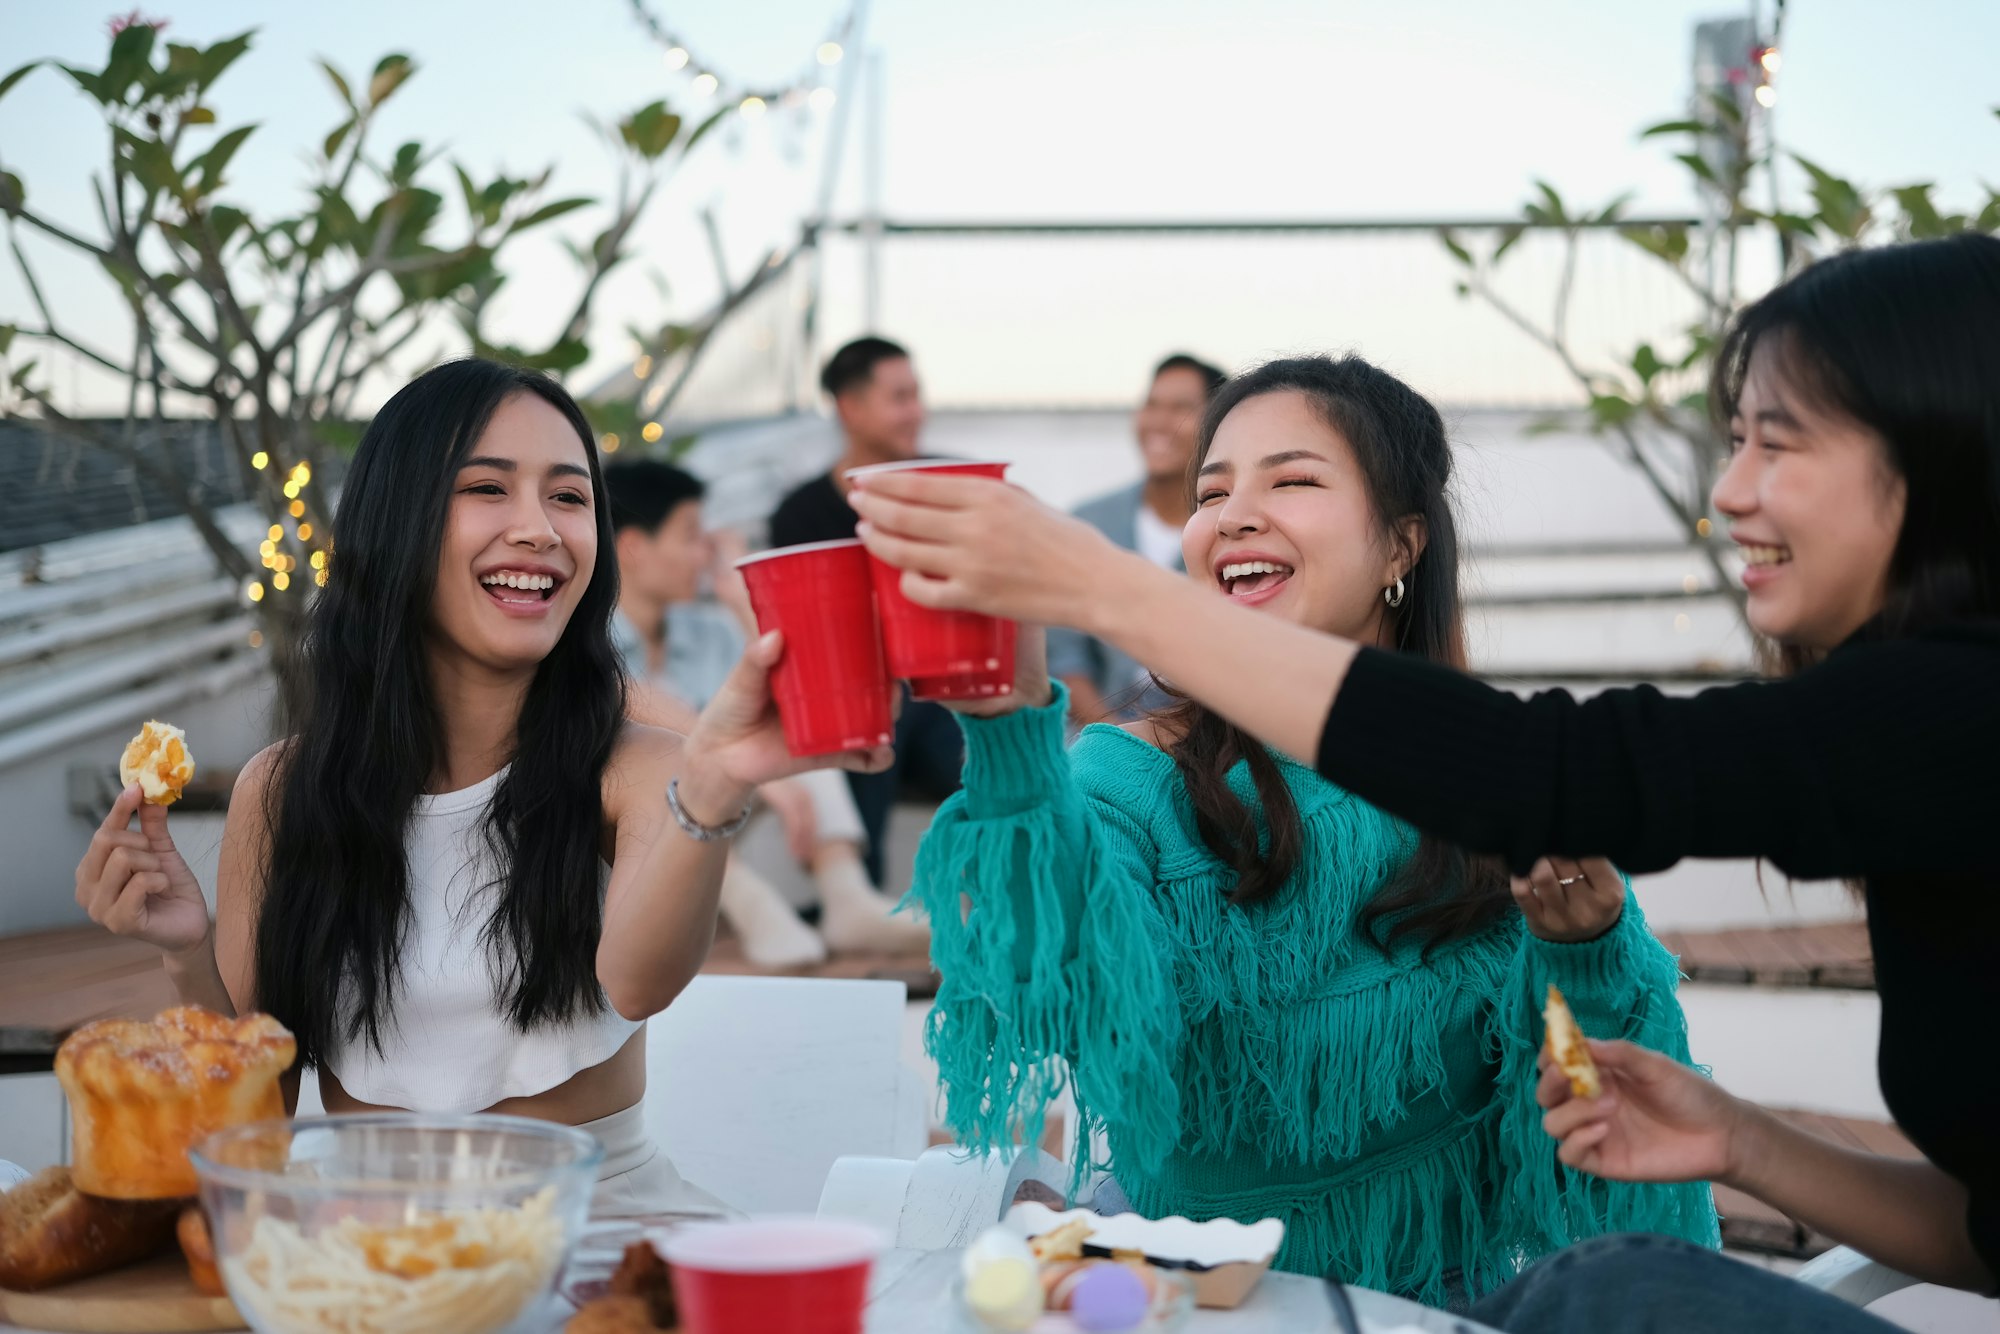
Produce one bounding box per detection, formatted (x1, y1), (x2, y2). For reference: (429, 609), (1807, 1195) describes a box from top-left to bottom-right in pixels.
(430, 391), (600, 674)
(1184, 389), (1413, 643)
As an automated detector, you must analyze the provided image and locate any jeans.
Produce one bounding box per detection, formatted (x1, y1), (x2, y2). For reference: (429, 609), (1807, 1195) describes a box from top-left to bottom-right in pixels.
(847, 695), (964, 887)
(1468, 1234), (1906, 1334)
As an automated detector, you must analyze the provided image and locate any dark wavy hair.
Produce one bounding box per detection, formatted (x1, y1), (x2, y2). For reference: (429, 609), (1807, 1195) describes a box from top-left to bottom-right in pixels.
(1156, 354), (1510, 953)
(257, 359), (626, 1069)
(1713, 233), (2000, 676)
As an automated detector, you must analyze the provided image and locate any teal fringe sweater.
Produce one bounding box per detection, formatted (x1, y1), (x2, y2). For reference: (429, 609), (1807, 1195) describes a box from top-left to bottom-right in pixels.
(910, 685), (1719, 1306)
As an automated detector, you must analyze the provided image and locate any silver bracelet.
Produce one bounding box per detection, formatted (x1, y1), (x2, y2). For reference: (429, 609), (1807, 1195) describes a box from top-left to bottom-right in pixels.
(665, 777), (755, 842)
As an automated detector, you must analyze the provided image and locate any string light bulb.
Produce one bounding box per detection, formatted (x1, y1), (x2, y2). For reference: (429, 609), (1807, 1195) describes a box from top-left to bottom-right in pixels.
(273, 571), (291, 592)
(315, 567), (329, 587)
(251, 451), (269, 470)
(248, 630), (263, 648)
(641, 421), (664, 443)
(310, 551), (327, 570)
(1674, 613), (1692, 633)
(601, 432), (621, 453)
(1695, 517), (1713, 537)
(267, 524), (283, 541)
(740, 95), (767, 117)
(1754, 84), (1776, 108)
(1759, 47), (1781, 73)
(290, 499), (306, 518)
(633, 355), (654, 379)
(810, 86), (836, 112)
(693, 71), (718, 96)
(297, 522), (313, 541)
(283, 481), (301, 499)
(247, 580), (265, 602)
(664, 45), (689, 70)
(817, 42), (843, 66)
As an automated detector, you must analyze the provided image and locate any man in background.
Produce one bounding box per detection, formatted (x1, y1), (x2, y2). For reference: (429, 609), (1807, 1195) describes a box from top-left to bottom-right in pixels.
(766, 336), (961, 888)
(1048, 352), (1227, 723)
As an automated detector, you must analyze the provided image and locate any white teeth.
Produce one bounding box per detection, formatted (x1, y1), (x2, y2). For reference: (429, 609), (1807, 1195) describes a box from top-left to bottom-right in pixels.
(480, 572), (555, 590)
(1740, 545), (1792, 567)
(1220, 560), (1292, 582)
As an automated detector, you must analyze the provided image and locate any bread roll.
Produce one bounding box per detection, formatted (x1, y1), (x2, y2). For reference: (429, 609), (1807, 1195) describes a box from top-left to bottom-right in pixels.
(0, 1166), (179, 1292)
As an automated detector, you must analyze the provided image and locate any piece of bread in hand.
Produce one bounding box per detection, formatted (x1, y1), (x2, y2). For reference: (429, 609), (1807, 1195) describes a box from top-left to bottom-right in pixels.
(1542, 983), (1603, 1099)
(118, 720), (195, 806)
(0, 1166), (180, 1292)
(176, 1206), (224, 1297)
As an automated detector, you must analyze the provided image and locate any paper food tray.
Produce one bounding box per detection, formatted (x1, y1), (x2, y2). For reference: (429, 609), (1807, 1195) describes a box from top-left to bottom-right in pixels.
(1003, 1201), (1284, 1309)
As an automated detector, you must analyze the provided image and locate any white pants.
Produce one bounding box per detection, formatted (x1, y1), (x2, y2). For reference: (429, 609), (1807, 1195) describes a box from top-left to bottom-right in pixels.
(786, 768), (867, 849)
(582, 1103), (739, 1220)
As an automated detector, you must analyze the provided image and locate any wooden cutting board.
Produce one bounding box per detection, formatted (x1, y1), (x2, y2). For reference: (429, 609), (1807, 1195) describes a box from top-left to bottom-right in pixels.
(0, 1256), (243, 1332)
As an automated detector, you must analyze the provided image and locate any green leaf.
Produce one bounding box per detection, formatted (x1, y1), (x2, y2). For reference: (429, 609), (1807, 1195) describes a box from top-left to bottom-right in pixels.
(681, 104), (731, 156)
(1794, 154), (1871, 239)
(1621, 222), (1689, 267)
(619, 101), (683, 160)
(1588, 392), (1637, 428)
(1707, 89), (1745, 127)
(1675, 153), (1721, 188)
(514, 197), (592, 231)
(1522, 413), (1572, 436)
(103, 22), (158, 104)
(1491, 222), (1527, 264)
(367, 53), (414, 106)
(183, 105), (216, 125)
(205, 204), (250, 249)
(0, 60), (40, 103)
(121, 132), (182, 197)
(1438, 227), (1472, 267)
(0, 170), (22, 216)
(0, 323), (16, 356)
(1975, 192), (2000, 235)
(323, 118), (353, 161)
(1595, 191), (1635, 225)
(1891, 183), (1956, 239)
(1453, 280), (1470, 298)
(57, 64), (105, 103)
(196, 32), (253, 91)
(318, 58), (354, 108)
(12, 358), (39, 388)
(390, 140), (423, 185)
(166, 43), (203, 78)
(1639, 118), (1706, 139)
(665, 432), (701, 460)
(1533, 179), (1568, 225)
(192, 124), (257, 195)
(1631, 343), (1666, 385)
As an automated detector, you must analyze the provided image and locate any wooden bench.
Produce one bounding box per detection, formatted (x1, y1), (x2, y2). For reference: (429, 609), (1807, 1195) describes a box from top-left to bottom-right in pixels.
(1658, 922), (1874, 990)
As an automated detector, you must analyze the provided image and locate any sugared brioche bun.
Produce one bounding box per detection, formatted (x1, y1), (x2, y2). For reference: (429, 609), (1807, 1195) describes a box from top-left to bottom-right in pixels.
(55, 1006), (295, 1199)
(118, 720), (195, 806)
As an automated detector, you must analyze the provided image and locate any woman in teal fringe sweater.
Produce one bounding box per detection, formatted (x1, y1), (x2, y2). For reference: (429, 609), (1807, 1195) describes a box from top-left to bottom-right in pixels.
(905, 355), (1717, 1308)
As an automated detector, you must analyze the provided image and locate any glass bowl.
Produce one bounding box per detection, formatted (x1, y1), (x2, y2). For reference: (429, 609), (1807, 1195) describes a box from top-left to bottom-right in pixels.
(189, 1113), (603, 1334)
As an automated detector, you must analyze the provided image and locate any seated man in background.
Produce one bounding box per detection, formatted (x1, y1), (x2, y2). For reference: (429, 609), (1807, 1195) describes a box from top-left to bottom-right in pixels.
(1048, 353), (1226, 724)
(606, 458), (928, 965)
(769, 335), (963, 887)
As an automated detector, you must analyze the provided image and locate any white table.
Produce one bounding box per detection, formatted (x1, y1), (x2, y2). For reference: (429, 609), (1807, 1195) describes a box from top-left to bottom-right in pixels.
(862, 1248), (1506, 1333)
(1, 1248), (1506, 1333)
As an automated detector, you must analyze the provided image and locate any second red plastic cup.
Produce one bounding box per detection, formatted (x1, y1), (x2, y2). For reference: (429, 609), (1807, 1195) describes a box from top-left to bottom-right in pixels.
(848, 459), (1017, 702)
(658, 1218), (885, 1334)
(733, 539), (895, 758)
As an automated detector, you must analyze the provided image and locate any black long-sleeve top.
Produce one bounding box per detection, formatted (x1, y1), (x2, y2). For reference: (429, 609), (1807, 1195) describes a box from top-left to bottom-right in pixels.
(1316, 620), (2000, 1285)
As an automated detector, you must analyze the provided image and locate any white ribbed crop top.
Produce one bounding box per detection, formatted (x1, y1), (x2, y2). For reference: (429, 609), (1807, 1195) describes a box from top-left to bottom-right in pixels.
(324, 766), (639, 1113)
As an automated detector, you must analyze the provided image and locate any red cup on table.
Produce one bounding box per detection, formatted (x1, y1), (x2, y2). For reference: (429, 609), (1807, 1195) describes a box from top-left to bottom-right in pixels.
(846, 459), (1017, 703)
(733, 539), (895, 758)
(657, 1217), (886, 1334)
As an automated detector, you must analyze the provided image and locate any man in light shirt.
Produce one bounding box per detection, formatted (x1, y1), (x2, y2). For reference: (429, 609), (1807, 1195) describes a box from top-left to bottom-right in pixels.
(1048, 353), (1227, 724)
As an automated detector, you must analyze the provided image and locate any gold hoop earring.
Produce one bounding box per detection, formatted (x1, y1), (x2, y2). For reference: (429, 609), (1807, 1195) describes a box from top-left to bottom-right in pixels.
(1384, 577), (1406, 608)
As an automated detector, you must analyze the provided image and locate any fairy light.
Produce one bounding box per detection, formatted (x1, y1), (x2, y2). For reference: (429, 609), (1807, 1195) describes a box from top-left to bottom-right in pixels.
(1682, 573), (1700, 593)
(633, 355), (654, 379)
(641, 421), (664, 443)
(273, 571), (291, 591)
(250, 451), (269, 470)
(283, 481), (301, 499)
(296, 522), (313, 541)
(1674, 613), (1692, 633)
(1695, 517), (1713, 537)
(247, 580), (265, 602)
(817, 42), (843, 66)
(810, 86), (836, 113)
(289, 499), (306, 518)
(663, 45), (689, 70)
(692, 71), (718, 96)
(1754, 85), (1777, 108)
(315, 567), (329, 587)
(601, 432), (621, 453)
(267, 524), (283, 541)
(740, 95), (767, 117)
(259, 539), (276, 557)
(247, 630), (263, 648)
(310, 551), (327, 570)
(1759, 47), (1781, 74)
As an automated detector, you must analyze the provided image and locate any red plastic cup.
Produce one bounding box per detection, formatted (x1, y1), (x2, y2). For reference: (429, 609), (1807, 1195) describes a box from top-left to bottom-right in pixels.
(733, 540), (895, 758)
(848, 460), (1017, 700)
(656, 1217), (886, 1334)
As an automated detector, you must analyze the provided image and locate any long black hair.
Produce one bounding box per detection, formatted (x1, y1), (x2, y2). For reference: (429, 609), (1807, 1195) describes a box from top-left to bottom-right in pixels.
(1156, 354), (1511, 952)
(1713, 233), (2000, 673)
(258, 359), (626, 1069)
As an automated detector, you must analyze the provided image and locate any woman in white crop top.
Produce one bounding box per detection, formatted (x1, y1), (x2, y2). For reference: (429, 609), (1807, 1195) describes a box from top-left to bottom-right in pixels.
(75, 359), (892, 1217)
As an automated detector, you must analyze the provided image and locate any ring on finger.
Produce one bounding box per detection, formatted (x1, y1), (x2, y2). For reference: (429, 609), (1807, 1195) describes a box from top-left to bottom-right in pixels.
(1556, 875), (1584, 887)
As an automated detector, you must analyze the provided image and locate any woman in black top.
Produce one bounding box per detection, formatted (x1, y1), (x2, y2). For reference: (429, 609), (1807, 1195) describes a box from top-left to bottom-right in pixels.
(848, 234), (2000, 1327)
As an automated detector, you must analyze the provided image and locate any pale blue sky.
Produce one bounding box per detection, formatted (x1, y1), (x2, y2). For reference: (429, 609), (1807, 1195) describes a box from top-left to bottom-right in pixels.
(3, 1), (1996, 409)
